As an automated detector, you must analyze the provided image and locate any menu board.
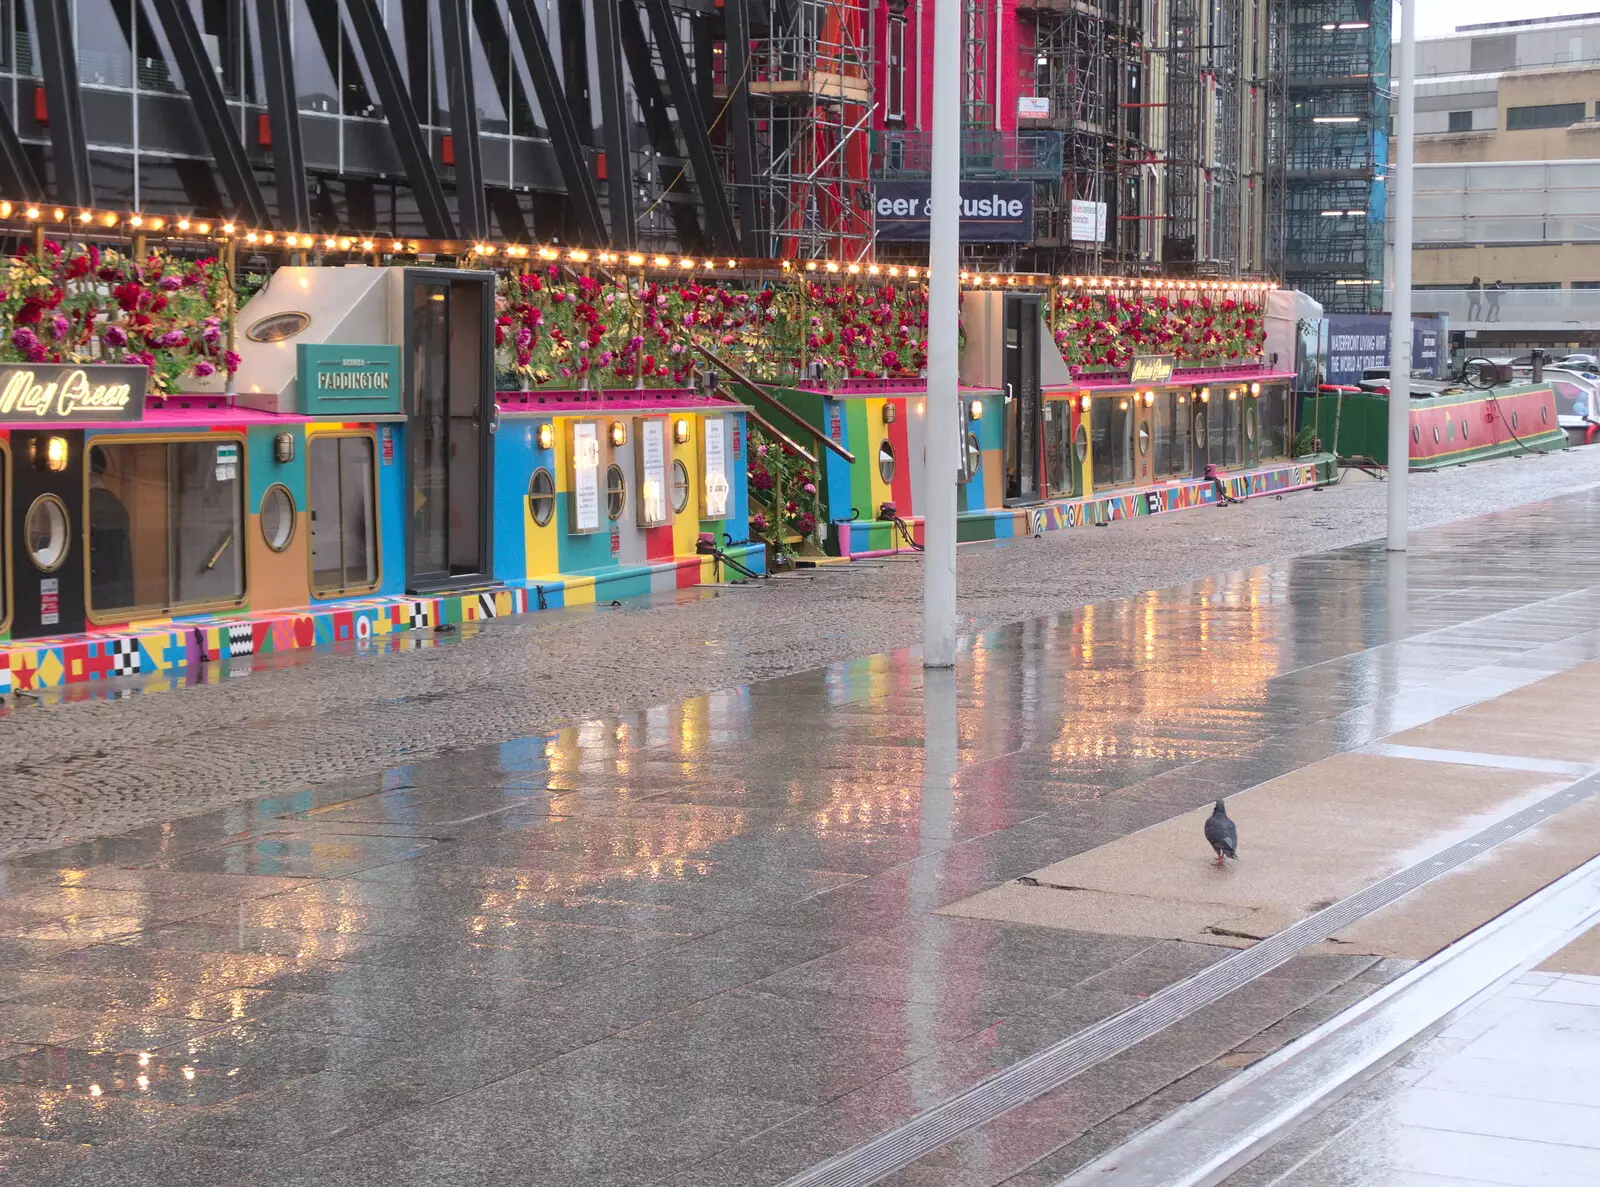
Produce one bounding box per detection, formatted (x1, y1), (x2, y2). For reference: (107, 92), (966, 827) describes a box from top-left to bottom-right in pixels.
(570, 421), (601, 533)
(638, 418), (669, 526)
(703, 416), (731, 520)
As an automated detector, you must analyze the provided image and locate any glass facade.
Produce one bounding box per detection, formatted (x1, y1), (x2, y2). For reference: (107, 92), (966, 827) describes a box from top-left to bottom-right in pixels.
(309, 434), (378, 594)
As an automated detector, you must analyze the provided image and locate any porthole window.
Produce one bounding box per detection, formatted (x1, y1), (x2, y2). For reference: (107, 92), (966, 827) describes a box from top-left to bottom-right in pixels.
(1194, 409), (1208, 449)
(606, 464), (627, 520)
(966, 432), (982, 477)
(260, 484), (295, 552)
(1542, 405), (1551, 425)
(1511, 410), (1519, 431)
(1074, 423), (1089, 462)
(528, 467), (556, 527)
(24, 494), (69, 572)
(1137, 424), (1150, 456)
(671, 459), (691, 514)
(878, 439), (896, 483)
(1433, 426), (1440, 443)
(245, 311), (311, 343)
(1411, 425), (1420, 444)
(1462, 419), (1470, 440)
(1245, 407), (1258, 442)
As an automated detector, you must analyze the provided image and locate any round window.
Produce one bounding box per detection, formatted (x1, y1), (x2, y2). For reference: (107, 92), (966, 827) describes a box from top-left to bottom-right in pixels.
(528, 467), (556, 527)
(1074, 424), (1088, 463)
(1511, 410), (1520, 431)
(1461, 419), (1470, 440)
(1245, 407), (1258, 442)
(1433, 425), (1440, 443)
(1542, 405), (1551, 425)
(245, 310), (311, 343)
(878, 439), (896, 484)
(965, 432), (982, 478)
(24, 494), (69, 572)
(671, 459), (691, 514)
(606, 464), (627, 520)
(1137, 424), (1150, 456)
(1411, 425), (1420, 444)
(1194, 409), (1209, 449)
(260, 484), (295, 552)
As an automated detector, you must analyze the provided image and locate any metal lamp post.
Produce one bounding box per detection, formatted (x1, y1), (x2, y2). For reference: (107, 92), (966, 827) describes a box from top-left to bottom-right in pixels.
(923, 0), (960, 668)
(1387, 0), (1415, 552)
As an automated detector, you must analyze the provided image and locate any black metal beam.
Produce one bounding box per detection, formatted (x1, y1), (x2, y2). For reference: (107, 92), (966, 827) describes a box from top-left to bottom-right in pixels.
(439, 0), (489, 240)
(152, 0), (273, 226)
(723, 0), (763, 254)
(615, 0), (703, 250)
(30, 2), (93, 207)
(592, 0), (636, 247)
(559, 0), (593, 144)
(0, 98), (43, 203)
(345, 0), (458, 239)
(643, 0), (738, 254)
(503, 0), (606, 245)
(254, 0), (310, 230)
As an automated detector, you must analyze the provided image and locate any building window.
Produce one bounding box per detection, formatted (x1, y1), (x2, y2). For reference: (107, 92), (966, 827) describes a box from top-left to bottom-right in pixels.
(886, 16), (906, 123)
(528, 468), (556, 527)
(1448, 110), (1473, 132)
(1154, 392), (1192, 477)
(309, 435), (379, 595)
(1506, 103), (1585, 130)
(1091, 397), (1134, 488)
(87, 439), (246, 618)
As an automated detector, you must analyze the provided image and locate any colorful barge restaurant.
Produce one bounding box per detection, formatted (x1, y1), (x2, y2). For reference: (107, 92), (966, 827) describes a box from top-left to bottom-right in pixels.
(0, 227), (1326, 696)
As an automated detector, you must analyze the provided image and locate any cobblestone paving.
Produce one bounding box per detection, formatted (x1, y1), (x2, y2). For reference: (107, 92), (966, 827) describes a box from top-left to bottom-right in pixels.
(3, 447), (1600, 856)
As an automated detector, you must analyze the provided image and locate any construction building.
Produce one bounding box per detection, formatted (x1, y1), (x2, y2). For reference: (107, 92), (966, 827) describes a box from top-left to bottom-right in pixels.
(0, 1), (1297, 274)
(1282, 0), (1391, 312)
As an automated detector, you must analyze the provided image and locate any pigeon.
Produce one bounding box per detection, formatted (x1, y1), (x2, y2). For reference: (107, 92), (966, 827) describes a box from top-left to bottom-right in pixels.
(1204, 799), (1238, 866)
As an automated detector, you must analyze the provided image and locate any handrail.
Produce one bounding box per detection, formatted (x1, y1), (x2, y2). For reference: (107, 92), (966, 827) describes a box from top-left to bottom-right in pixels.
(695, 345), (857, 464)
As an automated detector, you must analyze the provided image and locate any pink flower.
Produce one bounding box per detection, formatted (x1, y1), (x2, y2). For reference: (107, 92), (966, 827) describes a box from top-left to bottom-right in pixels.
(803, 482), (817, 494)
(158, 275), (182, 291)
(158, 330), (187, 347)
(223, 350), (241, 372)
(50, 315), (71, 341)
(103, 324), (128, 347)
(192, 360), (216, 377)
(10, 327), (38, 351)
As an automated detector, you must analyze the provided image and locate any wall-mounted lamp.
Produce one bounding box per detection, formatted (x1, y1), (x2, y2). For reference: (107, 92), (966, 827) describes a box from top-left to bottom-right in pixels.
(673, 418), (690, 445)
(1227, 389), (1239, 401)
(1199, 388), (1211, 403)
(31, 435), (69, 472)
(1142, 390), (1156, 407)
(882, 401), (898, 425)
(1079, 392), (1092, 413)
(968, 399), (984, 421)
(537, 422), (555, 451)
(1249, 382), (1261, 396)
(1178, 394), (1188, 404)
(808, 359), (825, 383)
(273, 431), (296, 464)
(609, 420), (627, 448)
(1118, 399), (1130, 411)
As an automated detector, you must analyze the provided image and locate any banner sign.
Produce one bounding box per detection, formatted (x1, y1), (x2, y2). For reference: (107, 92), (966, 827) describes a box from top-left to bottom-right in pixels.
(569, 421), (602, 534)
(0, 363), (146, 422)
(1325, 314), (1447, 386)
(1130, 355), (1175, 385)
(1070, 199), (1108, 244)
(297, 344), (402, 416)
(873, 180), (1035, 243)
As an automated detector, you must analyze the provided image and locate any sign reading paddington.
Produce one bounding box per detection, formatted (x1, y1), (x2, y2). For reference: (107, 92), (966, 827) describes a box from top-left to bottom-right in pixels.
(0, 364), (146, 423)
(1129, 354), (1175, 385)
(296, 344), (403, 416)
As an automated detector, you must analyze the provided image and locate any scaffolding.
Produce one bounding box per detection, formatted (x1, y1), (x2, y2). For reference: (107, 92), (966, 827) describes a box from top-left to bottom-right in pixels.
(1283, 0), (1390, 311)
(740, 0), (876, 260)
(1017, 0), (1147, 274)
(1164, 0), (1246, 275)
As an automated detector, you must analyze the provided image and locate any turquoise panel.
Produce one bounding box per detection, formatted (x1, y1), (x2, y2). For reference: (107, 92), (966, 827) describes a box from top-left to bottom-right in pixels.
(375, 423), (406, 596)
(492, 419), (536, 582)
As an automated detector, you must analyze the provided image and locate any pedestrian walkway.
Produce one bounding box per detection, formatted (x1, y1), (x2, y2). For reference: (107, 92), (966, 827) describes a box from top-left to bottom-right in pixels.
(5, 494), (1600, 1185)
(1220, 928), (1600, 1187)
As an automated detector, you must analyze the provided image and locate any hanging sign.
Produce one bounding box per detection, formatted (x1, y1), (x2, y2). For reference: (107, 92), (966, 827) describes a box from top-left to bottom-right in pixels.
(637, 418), (670, 526)
(297, 345), (402, 416)
(873, 181), (1035, 243)
(1017, 96), (1051, 119)
(0, 364), (145, 422)
(569, 421), (602, 533)
(1070, 200), (1108, 244)
(702, 417), (731, 520)
(1129, 355), (1175, 384)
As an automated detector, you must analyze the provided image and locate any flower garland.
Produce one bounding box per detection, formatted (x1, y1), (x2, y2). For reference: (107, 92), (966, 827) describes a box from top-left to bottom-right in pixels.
(1051, 292), (1266, 377)
(0, 243), (237, 393)
(496, 271), (933, 389)
(746, 427), (823, 559)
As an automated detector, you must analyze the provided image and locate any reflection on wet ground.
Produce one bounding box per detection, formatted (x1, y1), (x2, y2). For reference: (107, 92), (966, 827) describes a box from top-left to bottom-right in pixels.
(6, 495), (1600, 1185)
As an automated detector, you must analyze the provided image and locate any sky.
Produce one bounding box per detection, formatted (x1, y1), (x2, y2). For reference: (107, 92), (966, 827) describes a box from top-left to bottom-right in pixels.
(1414, 0), (1600, 38)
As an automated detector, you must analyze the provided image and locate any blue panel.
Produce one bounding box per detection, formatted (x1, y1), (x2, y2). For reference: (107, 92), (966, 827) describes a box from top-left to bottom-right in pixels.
(730, 412), (750, 533)
(492, 419), (536, 582)
(822, 398), (854, 522)
(375, 423), (407, 596)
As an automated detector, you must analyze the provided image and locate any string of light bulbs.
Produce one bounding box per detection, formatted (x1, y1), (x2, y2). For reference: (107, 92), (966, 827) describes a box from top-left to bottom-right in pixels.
(0, 199), (1279, 293)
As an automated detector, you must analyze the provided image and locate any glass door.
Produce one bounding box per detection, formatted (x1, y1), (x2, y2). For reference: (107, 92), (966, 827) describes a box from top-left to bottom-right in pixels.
(407, 275), (492, 589)
(1004, 295), (1042, 503)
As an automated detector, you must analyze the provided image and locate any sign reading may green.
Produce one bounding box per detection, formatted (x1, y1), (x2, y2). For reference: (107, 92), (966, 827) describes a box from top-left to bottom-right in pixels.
(296, 345), (402, 416)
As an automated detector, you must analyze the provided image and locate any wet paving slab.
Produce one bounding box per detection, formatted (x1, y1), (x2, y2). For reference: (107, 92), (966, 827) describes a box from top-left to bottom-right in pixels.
(8, 497), (1600, 1184)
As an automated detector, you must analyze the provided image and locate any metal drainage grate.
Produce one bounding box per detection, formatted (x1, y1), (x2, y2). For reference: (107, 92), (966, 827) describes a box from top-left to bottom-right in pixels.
(780, 771), (1600, 1187)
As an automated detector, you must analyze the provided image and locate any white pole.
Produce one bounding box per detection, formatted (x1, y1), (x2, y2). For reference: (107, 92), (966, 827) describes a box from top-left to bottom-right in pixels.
(1387, 0), (1415, 552)
(923, 0), (961, 668)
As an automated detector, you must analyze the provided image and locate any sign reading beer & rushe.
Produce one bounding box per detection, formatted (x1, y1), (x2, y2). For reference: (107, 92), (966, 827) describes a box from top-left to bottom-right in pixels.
(0, 364), (147, 423)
